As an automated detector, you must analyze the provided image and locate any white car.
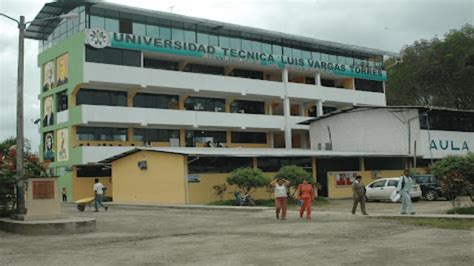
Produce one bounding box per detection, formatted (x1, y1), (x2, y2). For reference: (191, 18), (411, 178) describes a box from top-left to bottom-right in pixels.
(365, 178), (422, 202)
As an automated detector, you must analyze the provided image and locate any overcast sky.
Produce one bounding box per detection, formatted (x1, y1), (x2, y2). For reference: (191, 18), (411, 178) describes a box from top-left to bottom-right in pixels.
(0, 0), (472, 152)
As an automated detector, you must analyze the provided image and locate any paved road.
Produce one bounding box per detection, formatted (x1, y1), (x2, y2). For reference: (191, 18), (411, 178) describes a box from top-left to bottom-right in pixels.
(0, 201), (473, 266)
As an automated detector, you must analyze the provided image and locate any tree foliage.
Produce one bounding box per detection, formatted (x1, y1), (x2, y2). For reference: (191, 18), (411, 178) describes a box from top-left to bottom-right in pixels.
(0, 137), (49, 216)
(386, 24), (474, 109)
(274, 165), (313, 198)
(227, 167), (270, 194)
(431, 153), (474, 199)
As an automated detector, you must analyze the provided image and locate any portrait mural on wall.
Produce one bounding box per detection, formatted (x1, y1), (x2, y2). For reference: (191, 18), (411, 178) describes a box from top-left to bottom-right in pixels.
(57, 128), (69, 162)
(335, 172), (357, 186)
(56, 53), (69, 87)
(43, 132), (55, 162)
(42, 60), (55, 92)
(42, 96), (54, 127)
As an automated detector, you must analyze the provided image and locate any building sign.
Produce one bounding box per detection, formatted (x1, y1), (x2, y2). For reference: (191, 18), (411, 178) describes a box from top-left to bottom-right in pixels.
(420, 130), (472, 159)
(85, 28), (387, 81)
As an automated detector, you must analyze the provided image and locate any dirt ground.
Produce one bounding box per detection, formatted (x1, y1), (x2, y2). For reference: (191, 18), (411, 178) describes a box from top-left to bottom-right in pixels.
(1, 200), (473, 266)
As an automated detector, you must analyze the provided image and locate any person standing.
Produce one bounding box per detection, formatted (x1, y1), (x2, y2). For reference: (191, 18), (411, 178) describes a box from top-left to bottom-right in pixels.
(297, 178), (315, 219)
(397, 170), (416, 215)
(61, 187), (67, 202)
(352, 176), (368, 215)
(93, 179), (108, 212)
(270, 178), (290, 220)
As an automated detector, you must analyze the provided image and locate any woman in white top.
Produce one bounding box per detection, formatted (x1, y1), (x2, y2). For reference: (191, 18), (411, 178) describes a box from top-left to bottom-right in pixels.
(270, 178), (291, 220)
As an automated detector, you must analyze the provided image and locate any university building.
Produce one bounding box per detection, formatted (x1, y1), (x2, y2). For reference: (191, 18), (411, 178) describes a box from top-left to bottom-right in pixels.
(28, 1), (402, 202)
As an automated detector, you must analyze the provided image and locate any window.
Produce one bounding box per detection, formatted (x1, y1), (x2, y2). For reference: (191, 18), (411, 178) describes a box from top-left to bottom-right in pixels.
(231, 132), (267, 144)
(188, 157), (252, 174)
(184, 30), (195, 42)
(364, 158), (405, 170)
(273, 45), (282, 55)
(146, 25), (160, 38)
(76, 89), (127, 107)
(119, 19), (132, 34)
(76, 127), (128, 141)
(354, 79), (384, 93)
(185, 130), (226, 147)
(133, 128), (179, 142)
(144, 58), (178, 70)
(387, 180), (399, 187)
(371, 180), (386, 188)
(105, 18), (119, 32)
(228, 69), (263, 80)
(133, 23), (146, 36)
(184, 97), (225, 112)
(86, 47), (141, 67)
(257, 157), (312, 172)
(90, 15), (104, 28)
(134, 93), (179, 109)
(76, 166), (111, 177)
(230, 100), (265, 114)
(321, 79), (335, 87)
(197, 32), (209, 44)
(184, 64), (224, 75)
(56, 91), (68, 112)
(160, 27), (171, 39)
(419, 110), (474, 132)
(172, 28), (184, 41)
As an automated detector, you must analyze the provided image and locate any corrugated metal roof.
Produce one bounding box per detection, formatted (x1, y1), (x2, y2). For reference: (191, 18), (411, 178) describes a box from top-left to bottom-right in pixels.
(99, 147), (409, 163)
(299, 105), (474, 125)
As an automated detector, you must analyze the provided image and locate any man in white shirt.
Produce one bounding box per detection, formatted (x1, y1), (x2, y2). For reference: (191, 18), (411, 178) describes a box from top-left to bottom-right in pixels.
(93, 178), (108, 212)
(397, 170), (416, 215)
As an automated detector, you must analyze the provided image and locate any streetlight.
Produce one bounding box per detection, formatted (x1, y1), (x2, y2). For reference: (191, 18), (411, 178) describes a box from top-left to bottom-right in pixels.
(0, 12), (78, 216)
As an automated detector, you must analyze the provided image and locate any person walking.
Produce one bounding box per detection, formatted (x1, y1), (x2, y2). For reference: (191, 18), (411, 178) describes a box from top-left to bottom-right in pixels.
(93, 179), (108, 212)
(270, 178), (290, 220)
(397, 170), (416, 215)
(352, 176), (368, 215)
(297, 178), (314, 220)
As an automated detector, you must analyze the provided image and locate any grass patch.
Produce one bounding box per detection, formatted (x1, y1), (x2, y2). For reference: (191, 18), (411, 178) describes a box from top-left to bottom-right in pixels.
(447, 207), (474, 215)
(382, 217), (474, 231)
(207, 197), (330, 207)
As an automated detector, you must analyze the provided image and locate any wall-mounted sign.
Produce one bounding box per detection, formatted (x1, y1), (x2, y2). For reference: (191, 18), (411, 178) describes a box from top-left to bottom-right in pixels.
(420, 130), (472, 159)
(334, 171), (357, 187)
(85, 29), (387, 81)
(32, 180), (55, 199)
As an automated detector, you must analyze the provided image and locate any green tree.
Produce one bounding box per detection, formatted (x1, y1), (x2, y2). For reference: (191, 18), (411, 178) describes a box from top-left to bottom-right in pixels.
(227, 167), (270, 195)
(431, 153), (474, 200)
(386, 24), (474, 109)
(274, 165), (313, 198)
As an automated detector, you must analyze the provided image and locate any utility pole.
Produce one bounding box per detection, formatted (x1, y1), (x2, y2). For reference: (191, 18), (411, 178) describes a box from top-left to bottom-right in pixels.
(1, 12), (78, 217)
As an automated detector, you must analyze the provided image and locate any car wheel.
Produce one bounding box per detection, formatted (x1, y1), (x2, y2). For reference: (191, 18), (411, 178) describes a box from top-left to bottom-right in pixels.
(425, 190), (438, 201)
(412, 197), (420, 202)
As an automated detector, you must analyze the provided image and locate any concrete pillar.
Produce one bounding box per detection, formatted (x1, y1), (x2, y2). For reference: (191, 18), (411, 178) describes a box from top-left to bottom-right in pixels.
(352, 78), (356, 90)
(268, 132), (274, 148)
(315, 72), (321, 86)
(359, 157), (365, 171)
(299, 103), (305, 116)
(268, 101), (273, 115)
(282, 67), (292, 149)
(316, 100), (323, 117)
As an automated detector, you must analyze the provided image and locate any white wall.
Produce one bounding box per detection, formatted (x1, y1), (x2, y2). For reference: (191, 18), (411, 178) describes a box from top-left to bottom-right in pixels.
(419, 130), (473, 159)
(79, 105), (309, 131)
(84, 62), (386, 106)
(309, 108), (419, 155)
(79, 146), (133, 164)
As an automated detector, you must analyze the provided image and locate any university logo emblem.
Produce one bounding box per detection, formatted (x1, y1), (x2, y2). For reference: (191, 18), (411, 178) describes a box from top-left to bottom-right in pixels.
(85, 28), (110, 49)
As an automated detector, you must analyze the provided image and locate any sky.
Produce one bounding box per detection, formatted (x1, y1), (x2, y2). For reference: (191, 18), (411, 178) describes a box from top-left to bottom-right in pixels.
(0, 0), (473, 152)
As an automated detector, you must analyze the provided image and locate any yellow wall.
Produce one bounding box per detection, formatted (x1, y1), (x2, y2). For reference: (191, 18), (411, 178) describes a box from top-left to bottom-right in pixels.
(188, 172), (276, 204)
(112, 151), (187, 204)
(343, 78), (354, 89)
(327, 170), (405, 199)
(71, 168), (113, 201)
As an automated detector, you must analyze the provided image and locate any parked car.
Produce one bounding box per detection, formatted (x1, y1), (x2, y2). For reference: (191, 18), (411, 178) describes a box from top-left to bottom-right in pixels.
(365, 178), (422, 202)
(412, 174), (453, 201)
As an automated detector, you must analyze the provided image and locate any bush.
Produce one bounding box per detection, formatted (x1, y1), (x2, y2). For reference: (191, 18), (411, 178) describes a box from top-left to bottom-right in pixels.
(431, 153), (474, 200)
(274, 165), (313, 198)
(447, 207), (474, 215)
(227, 167), (271, 195)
